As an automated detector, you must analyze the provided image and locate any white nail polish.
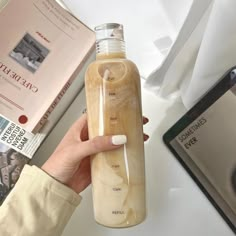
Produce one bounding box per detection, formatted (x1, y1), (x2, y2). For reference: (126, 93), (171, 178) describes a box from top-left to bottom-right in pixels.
(112, 135), (127, 145)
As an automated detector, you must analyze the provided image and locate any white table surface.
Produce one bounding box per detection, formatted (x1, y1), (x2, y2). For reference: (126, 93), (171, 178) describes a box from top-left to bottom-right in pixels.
(32, 0), (235, 235)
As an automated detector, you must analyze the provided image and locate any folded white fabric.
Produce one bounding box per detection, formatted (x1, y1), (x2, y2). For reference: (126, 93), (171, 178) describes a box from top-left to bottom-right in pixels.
(145, 0), (236, 109)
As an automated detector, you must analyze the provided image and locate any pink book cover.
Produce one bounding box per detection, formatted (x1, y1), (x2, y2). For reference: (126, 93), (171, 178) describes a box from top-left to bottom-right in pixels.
(0, 0), (95, 133)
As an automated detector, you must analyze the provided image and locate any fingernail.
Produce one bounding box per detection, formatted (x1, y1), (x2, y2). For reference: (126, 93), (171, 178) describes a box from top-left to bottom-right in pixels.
(112, 135), (127, 145)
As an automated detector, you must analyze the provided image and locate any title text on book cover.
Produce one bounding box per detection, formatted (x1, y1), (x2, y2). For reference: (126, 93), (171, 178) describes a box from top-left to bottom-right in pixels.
(0, 61), (38, 93)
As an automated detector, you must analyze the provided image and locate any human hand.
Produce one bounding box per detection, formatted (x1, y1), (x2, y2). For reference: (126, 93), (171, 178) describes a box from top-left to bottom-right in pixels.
(42, 114), (149, 194)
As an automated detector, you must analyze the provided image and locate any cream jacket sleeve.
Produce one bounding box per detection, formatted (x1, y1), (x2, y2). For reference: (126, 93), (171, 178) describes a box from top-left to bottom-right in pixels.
(0, 165), (82, 236)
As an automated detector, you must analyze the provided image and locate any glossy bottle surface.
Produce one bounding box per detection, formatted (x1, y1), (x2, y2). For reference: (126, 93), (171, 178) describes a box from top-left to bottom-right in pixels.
(85, 23), (146, 228)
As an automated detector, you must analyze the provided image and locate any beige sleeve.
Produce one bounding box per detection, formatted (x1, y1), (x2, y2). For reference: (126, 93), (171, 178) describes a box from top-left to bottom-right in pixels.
(0, 165), (82, 236)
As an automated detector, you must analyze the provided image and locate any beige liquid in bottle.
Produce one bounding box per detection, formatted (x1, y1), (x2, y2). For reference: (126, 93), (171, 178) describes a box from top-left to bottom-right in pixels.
(85, 23), (146, 228)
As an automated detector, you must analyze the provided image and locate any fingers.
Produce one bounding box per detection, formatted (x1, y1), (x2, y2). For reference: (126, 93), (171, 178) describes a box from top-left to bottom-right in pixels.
(75, 130), (150, 163)
(68, 114), (149, 160)
(80, 116), (89, 141)
(143, 133), (149, 141)
(71, 113), (87, 134)
(72, 114), (149, 143)
(143, 116), (149, 141)
(75, 135), (127, 159)
(143, 116), (149, 125)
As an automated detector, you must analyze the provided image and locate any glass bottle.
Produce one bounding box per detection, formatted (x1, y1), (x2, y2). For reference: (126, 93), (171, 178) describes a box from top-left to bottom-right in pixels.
(85, 23), (146, 228)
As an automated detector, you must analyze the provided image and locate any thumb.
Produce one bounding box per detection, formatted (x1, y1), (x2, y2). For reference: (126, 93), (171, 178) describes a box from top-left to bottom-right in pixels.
(76, 135), (127, 160)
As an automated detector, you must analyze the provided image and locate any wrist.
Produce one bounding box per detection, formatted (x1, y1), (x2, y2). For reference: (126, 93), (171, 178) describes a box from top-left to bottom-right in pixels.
(41, 162), (66, 185)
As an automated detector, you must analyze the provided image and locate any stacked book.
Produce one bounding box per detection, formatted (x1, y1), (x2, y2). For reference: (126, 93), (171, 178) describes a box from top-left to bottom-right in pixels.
(0, 0), (95, 203)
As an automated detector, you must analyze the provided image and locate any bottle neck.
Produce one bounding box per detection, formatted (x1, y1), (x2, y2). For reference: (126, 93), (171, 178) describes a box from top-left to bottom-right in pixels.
(96, 39), (126, 60)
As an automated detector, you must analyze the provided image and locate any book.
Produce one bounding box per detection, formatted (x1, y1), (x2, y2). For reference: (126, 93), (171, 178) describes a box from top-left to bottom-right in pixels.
(0, 0), (96, 203)
(0, 0), (95, 133)
(163, 68), (236, 232)
(0, 114), (39, 203)
(0, 143), (29, 202)
(0, 64), (94, 204)
(0, 73), (93, 204)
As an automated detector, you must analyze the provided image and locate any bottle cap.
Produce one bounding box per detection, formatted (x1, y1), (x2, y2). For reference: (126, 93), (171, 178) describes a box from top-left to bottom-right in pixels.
(94, 23), (124, 42)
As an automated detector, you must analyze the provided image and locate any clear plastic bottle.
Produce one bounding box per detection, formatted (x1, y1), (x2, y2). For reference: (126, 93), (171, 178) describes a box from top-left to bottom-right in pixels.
(85, 23), (146, 228)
